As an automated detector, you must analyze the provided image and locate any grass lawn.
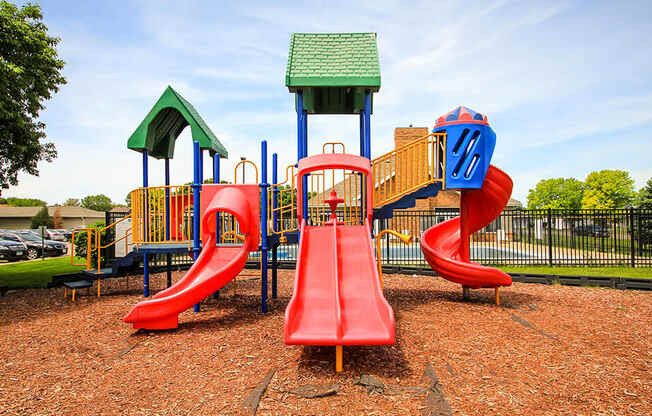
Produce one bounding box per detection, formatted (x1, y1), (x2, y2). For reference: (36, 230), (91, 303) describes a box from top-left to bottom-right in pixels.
(500, 265), (652, 279)
(0, 257), (85, 289)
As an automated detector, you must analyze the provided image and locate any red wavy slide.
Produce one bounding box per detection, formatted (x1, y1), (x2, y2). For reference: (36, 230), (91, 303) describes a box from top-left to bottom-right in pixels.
(420, 165), (513, 288)
(123, 185), (260, 330)
(285, 220), (395, 346)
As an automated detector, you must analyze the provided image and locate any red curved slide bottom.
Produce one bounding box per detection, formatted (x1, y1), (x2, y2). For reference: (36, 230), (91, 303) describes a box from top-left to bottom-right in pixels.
(123, 185), (259, 330)
(420, 165), (514, 289)
(284, 221), (395, 346)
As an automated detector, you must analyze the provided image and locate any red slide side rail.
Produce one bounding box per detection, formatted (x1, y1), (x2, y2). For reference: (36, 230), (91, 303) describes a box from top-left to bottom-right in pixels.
(420, 165), (514, 289)
(123, 185), (259, 330)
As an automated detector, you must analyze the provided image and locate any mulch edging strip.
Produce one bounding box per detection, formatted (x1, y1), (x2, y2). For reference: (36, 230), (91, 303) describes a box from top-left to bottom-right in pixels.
(243, 368), (277, 415)
(421, 363), (453, 416)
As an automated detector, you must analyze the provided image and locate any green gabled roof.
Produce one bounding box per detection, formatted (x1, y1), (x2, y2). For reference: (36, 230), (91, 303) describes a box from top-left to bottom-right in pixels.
(127, 86), (228, 160)
(286, 33), (381, 91)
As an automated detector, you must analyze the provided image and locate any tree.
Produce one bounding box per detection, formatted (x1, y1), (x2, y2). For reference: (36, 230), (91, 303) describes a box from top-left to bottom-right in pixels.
(81, 194), (113, 212)
(527, 178), (585, 210)
(63, 198), (80, 206)
(30, 206), (52, 228)
(0, 1), (66, 188)
(582, 170), (636, 209)
(52, 207), (62, 228)
(636, 178), (652, 209)
(5, 196), (46, 206)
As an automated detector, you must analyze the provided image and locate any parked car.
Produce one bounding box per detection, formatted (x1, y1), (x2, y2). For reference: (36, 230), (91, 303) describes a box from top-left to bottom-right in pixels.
(0, 239), (28, 262)
(573, 224), (610, 238)
(27, 228), (66, 241)
(62, 229), (73, 240)
(0, 231), (68, 260)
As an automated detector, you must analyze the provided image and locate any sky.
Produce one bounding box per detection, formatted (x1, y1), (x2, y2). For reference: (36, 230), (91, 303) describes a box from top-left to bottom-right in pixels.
(6, 0), (652, 206)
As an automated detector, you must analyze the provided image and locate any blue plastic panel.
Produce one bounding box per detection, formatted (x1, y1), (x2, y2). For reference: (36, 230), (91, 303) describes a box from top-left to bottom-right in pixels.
(434, 123), (496, 189)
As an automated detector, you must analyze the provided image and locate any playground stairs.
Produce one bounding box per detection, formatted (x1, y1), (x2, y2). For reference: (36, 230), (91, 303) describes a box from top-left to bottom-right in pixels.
(371, 132), (446, 221)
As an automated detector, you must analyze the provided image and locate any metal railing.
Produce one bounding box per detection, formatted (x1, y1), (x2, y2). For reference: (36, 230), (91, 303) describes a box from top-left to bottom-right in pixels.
(129, 185), (194, 247)
(371, 132), (446, 207)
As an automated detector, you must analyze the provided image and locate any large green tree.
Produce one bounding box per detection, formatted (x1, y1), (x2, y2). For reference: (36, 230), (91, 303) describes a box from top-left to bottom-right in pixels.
(81, 194), (113, 212)
(0, 1), (66, 188)
(582, 170), (636, 209)
(527, 178), (585, 210)
(636, 178), (652, 209)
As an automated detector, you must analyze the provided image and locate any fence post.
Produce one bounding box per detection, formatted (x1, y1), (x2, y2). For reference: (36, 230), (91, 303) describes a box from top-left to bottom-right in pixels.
(630, 208), (635, 267)
(547, 208), (553, 266)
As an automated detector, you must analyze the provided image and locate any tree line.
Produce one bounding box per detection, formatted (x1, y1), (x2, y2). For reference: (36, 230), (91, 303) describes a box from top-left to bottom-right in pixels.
(527, 169), (651, 210)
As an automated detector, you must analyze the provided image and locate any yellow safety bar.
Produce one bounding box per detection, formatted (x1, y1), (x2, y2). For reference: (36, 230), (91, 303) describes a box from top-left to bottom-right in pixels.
(96, 214), (132, 275)
(234, 159), (259, 184)
(322, 142), (346, 154)
(130, 185), (193, 248)
(375, 230), (412, 290)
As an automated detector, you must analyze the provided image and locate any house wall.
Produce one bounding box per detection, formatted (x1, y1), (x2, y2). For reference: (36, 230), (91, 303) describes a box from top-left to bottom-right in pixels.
(0, 217), (103, 230)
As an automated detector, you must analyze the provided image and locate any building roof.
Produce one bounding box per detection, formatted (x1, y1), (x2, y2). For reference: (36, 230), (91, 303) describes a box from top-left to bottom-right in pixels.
(0, 206), (105, 218)
(286, 33), (381, 91)
(110, 206), (130, 213)
(127, 86), (228, 160)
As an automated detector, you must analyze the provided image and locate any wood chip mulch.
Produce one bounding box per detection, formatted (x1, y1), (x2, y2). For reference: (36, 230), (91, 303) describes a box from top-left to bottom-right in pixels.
(0, 270), (650, 415)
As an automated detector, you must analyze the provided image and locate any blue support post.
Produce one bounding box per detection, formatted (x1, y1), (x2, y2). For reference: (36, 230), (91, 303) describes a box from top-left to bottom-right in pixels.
(359, 111), (365, 224)
(271, 153), (278, 299)
(302, 111), (308, 222)
(165, 158), (172, 288)
(260, 141), (269, 313)
(297, 93), (303, 163)
(142, 150), (149, 297)
(365, 91), (371, 159)
(192, 142), (202, 312)
(213, 153), (221, 300)
(364, 92), (372, 226)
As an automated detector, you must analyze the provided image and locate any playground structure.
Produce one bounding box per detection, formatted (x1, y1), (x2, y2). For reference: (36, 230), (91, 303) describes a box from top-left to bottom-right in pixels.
(71, 32), (513, 372)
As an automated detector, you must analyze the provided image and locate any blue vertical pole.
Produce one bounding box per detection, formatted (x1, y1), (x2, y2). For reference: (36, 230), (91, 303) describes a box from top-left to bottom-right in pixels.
(365, 91), (372, 229)
(271, 153), (278, 299)
(260, 141), (269, 313)
(359, 110), (365, 224)
(142, 150), (149, 297)
(213, 153), (221, 300)
(165, 158), (171, 288)
(365, 91), (371, 159)
(192, 142), (202, 312)
(297, 93), (303, 163)
(302, 111), (308, 222)
(296, 92), (303, 237)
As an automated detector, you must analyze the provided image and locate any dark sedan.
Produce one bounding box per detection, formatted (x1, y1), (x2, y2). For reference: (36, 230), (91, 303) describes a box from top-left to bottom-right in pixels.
(0, 231), (67, 260)
(0, 239), (28, 262)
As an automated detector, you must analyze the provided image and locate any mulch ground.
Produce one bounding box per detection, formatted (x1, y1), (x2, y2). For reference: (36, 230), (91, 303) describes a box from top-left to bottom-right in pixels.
(0, 270), (650, 415)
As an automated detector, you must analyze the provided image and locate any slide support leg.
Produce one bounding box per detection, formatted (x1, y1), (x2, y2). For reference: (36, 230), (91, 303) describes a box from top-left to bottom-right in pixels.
(336, 346), (343, 373)
(495, 287), (500, 306)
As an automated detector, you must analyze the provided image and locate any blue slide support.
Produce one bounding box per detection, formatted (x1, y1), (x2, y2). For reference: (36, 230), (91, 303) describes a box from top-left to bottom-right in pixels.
(164, 158), (172, 288)
(213, 153), (221, 300)
(192, 141), (202, 312)
(142, 150), (149, 297)
(260, 140), (269, 313)
(271, 153), (278, 299)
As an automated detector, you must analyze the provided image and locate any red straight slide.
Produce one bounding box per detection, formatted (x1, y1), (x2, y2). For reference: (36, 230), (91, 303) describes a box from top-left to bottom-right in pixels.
(123, 185), (260, 330)
(284, 220), (395, 346)
(420, 165), (513, 289)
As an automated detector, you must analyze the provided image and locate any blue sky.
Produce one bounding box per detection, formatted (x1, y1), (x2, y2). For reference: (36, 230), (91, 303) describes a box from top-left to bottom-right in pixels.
(7, 0), (652, 205)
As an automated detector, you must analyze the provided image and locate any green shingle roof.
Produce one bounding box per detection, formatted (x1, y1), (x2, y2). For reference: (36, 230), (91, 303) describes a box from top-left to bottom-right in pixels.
(286, 33), (381, 91)
(127, 86), (228, 160)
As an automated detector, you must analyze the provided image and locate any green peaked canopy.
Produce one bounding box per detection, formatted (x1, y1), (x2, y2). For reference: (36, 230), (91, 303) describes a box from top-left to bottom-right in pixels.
(127, 86), (228, 159)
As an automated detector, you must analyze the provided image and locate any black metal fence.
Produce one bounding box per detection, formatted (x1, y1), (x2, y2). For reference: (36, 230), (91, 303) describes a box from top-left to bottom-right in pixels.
(281, 208), (652, 268)
(105, 208), (652, 268)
